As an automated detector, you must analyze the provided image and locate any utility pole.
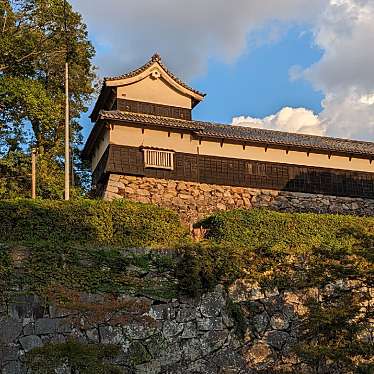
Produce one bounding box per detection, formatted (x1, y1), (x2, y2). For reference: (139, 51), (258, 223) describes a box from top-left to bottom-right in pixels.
(31, 148), (37, 199)
(70, 146), (75, 187)
(64, 0), (70, 200)
(65, 61), (70, 200)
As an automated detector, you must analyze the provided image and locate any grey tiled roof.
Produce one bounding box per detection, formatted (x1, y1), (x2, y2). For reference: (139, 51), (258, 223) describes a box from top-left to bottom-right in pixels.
(104, 54), (206, 98)
(98, 110), (374, 158)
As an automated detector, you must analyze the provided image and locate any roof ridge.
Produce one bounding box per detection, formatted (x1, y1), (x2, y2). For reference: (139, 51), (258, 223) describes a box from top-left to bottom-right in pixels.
(103, 54), (205, 97)
(231, 123), (374, 145)
(97, 110), (374, 157)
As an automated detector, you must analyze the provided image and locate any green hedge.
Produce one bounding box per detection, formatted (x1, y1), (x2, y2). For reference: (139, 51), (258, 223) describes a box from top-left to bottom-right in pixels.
(0, 199), (187, 248)
(200, 208), (374, 254)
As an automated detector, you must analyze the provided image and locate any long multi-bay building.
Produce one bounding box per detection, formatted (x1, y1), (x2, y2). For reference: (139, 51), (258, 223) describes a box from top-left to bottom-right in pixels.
(83, 54), (374, 221)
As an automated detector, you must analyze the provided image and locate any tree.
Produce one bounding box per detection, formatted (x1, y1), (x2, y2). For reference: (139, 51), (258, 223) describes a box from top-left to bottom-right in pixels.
(0, 0), (96, 198)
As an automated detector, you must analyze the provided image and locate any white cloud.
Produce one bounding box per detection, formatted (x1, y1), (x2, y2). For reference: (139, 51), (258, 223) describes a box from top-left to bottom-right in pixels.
(232, 107), (326, 136)
(360, 94), (374, 105)
(299, 0), (374, 140)
(304, 0), (374, 94)
(319, 90), (374, 140)
(71, 0), (326, 78)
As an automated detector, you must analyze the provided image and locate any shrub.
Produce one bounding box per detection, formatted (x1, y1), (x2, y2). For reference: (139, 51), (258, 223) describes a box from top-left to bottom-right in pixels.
(176, 242), (244, 296)
(295, 288), (374, 373)
(178, 209), (374, 293)
(0, 199), (187, 248)
(200, 208), (374, 254)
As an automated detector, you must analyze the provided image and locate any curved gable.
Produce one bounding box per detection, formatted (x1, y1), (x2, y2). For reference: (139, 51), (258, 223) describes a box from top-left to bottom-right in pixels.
(116, 73), (192, 109)
(105, 57), (205, 104)
(90, 54), (205, 122)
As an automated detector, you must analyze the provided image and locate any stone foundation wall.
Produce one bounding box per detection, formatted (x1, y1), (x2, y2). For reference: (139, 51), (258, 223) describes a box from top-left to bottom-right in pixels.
(104, 174), (374, 223)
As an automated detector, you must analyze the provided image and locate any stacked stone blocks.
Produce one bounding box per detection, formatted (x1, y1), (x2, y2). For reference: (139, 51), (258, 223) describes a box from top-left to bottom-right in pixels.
(104, 174), (374, 223)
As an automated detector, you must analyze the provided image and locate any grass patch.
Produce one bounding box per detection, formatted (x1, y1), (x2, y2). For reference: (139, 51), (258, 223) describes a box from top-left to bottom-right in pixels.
(0, 241), (178, 300)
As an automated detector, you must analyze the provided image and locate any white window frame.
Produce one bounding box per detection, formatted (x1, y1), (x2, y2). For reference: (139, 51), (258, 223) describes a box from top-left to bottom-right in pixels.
(143, 149), (175, 170)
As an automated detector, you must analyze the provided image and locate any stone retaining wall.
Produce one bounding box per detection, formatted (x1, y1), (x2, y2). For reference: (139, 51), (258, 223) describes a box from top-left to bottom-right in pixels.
(104, 174), (374, 223)
(1, 279), (372, 373)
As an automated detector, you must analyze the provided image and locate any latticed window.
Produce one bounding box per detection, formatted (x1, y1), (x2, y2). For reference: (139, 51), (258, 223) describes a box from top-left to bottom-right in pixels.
(143, 149), (174, 170)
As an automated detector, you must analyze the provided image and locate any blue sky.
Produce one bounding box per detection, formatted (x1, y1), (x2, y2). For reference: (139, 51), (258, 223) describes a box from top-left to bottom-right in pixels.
(74, 0), (374, 142)
(192, 27), (324, 124)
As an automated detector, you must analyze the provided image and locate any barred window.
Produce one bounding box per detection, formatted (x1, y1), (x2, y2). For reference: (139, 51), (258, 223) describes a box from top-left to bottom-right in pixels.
(255, 163), (268, 176)
(143, 149), (174, 170)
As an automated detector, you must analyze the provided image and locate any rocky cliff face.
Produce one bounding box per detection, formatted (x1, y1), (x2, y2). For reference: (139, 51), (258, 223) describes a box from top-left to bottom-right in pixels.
(104, 174), (374, 224)
(1, 272), (372, 373)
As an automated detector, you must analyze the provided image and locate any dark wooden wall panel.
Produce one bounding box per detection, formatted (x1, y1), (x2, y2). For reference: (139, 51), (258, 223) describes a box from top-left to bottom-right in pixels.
(92, 147), (110, 186)
(95, 145), (374, 199)
(116, 99), (192, 120)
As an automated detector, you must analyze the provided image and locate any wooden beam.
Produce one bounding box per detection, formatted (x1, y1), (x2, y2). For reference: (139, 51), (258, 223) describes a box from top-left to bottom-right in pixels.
(105, 122), (114, 131)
